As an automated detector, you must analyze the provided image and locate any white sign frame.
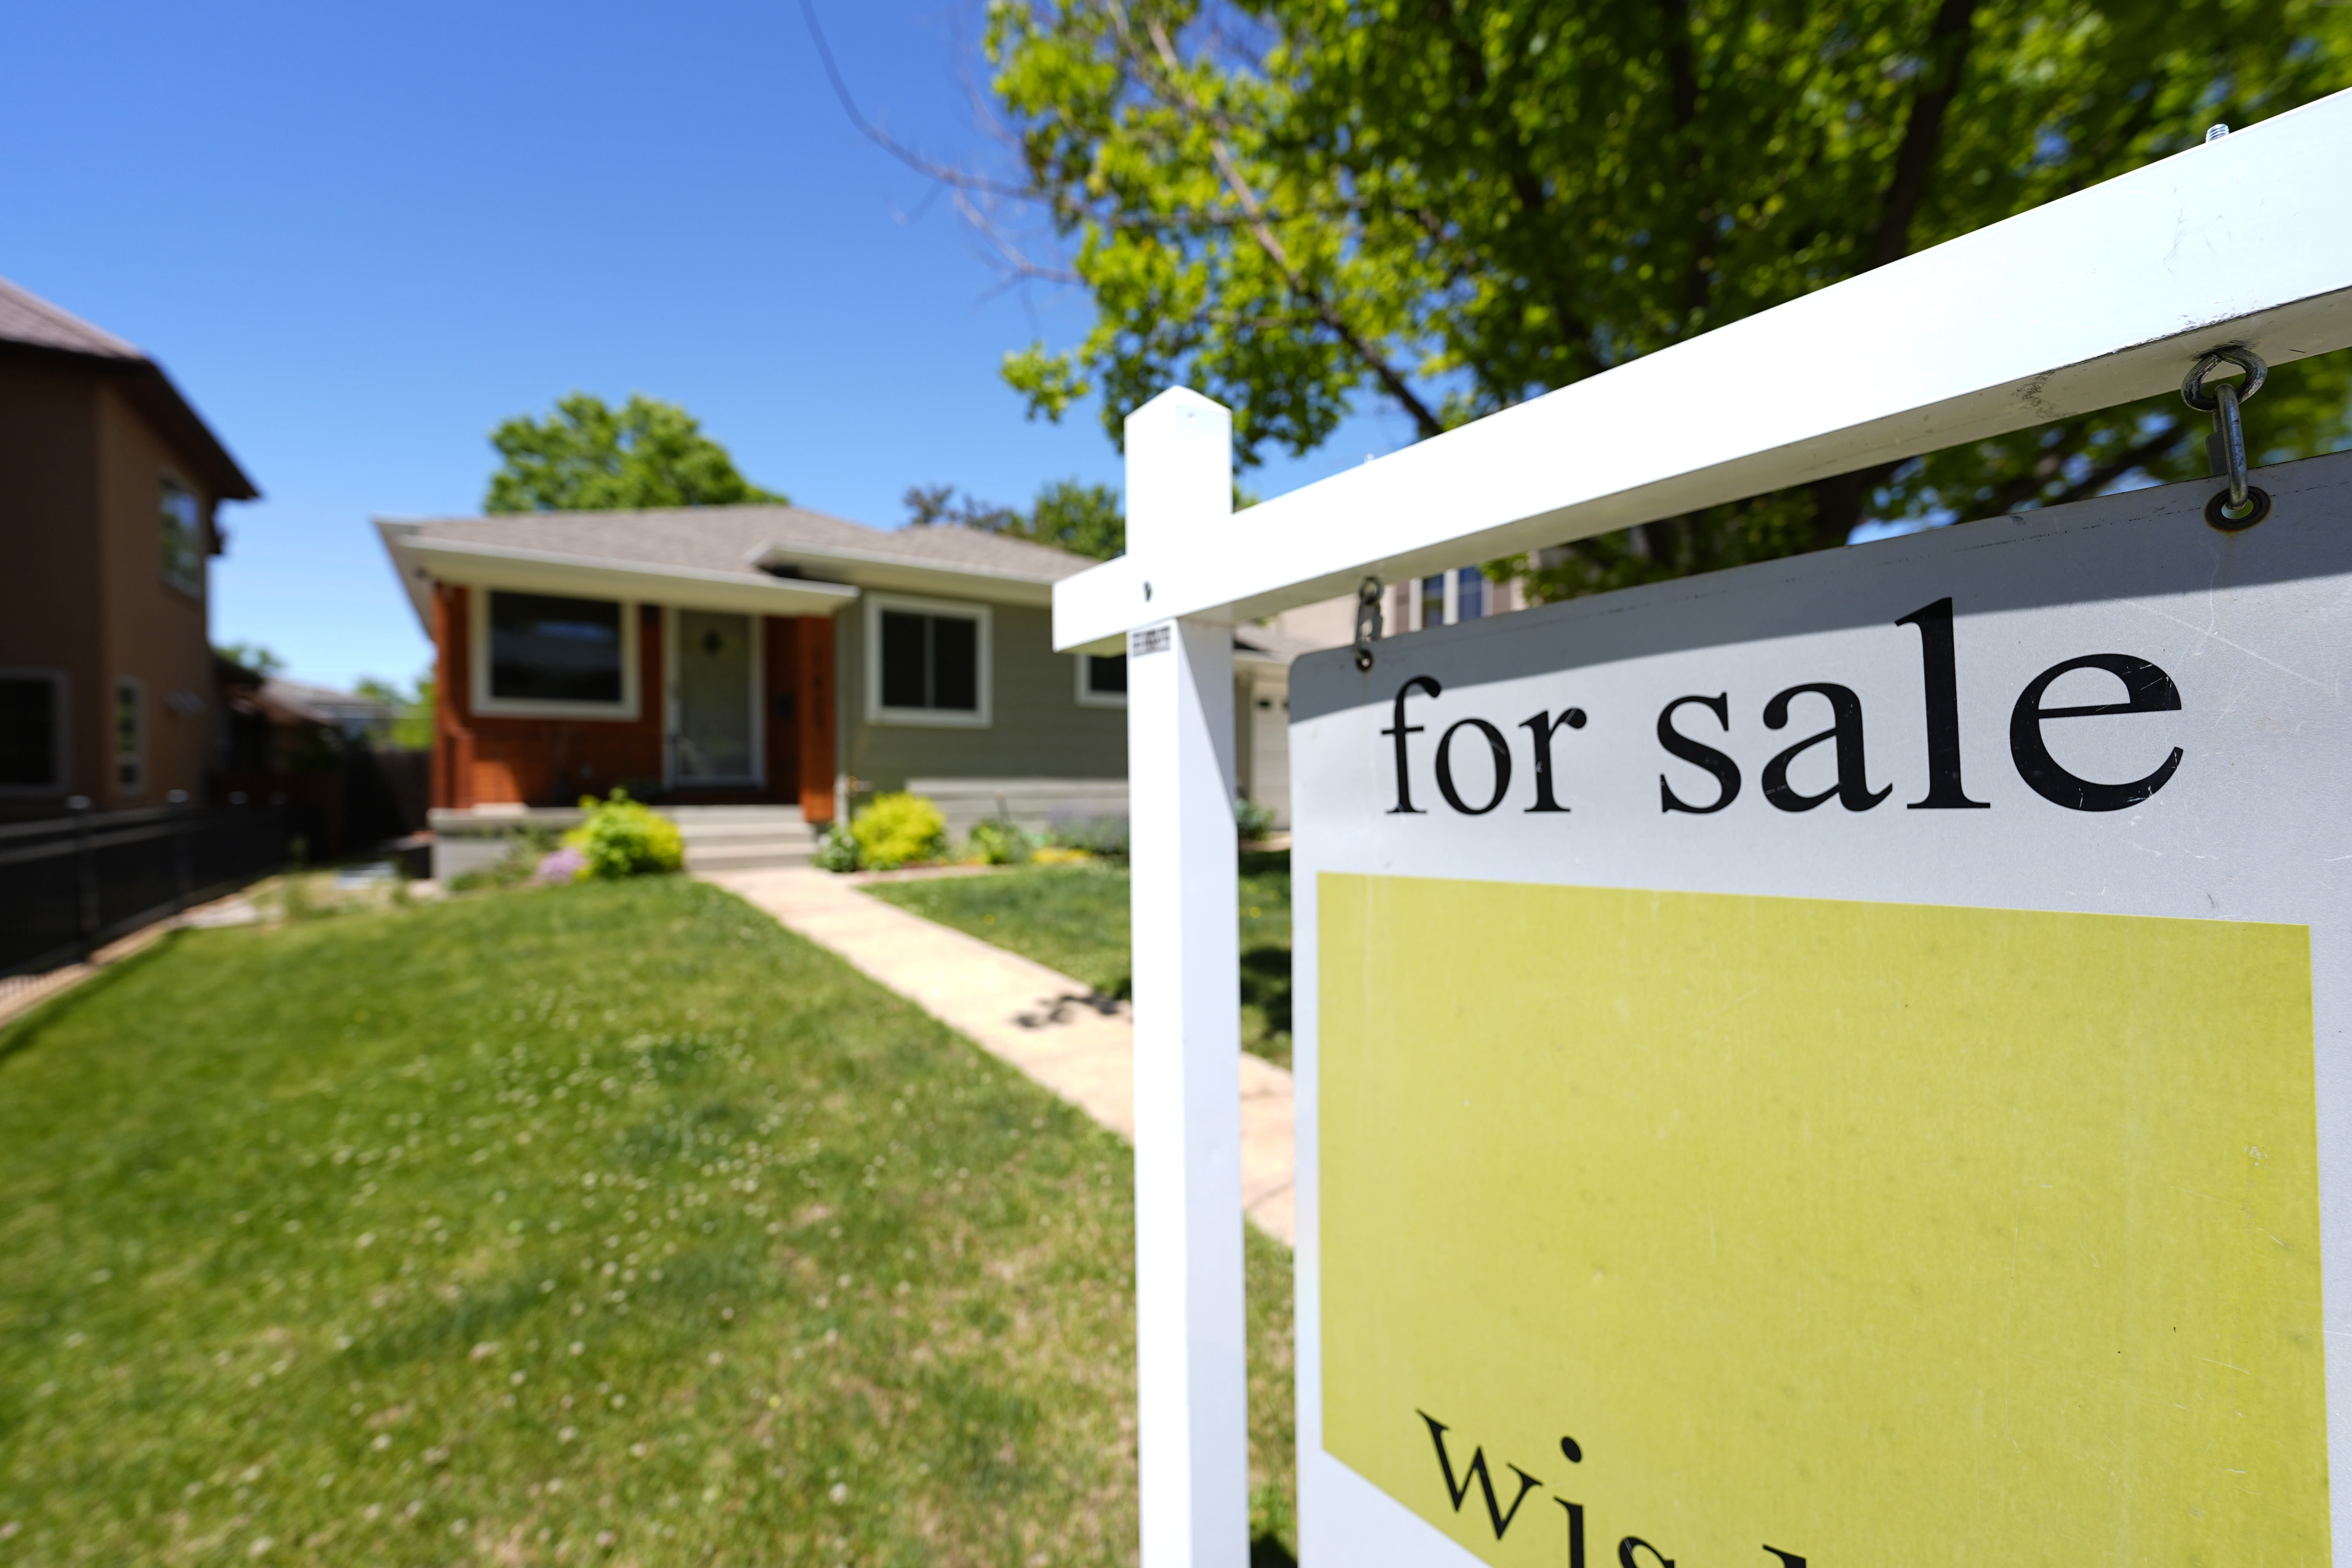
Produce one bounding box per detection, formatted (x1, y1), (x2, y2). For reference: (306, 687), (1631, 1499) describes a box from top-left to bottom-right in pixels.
(1290, 449), (2352, 1564)
(1052, 88), (2352, 1567)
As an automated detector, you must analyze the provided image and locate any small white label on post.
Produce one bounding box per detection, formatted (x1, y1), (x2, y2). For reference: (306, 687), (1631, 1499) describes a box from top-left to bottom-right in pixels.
(1130, 624), (1173, 657)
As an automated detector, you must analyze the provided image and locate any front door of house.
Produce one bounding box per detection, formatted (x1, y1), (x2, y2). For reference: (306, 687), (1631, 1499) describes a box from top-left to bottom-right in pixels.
(672, 610), (757, 784)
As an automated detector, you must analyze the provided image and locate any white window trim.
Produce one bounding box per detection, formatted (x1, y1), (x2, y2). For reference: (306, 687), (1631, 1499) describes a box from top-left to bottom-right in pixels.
(469, 587), (641, 720)
(864, 593), (992, 729)
(0, 668), (69, 796)
(113, 674), (146, 795)
(1074, 652), (1128, 710)
(663, 607), (766, 789)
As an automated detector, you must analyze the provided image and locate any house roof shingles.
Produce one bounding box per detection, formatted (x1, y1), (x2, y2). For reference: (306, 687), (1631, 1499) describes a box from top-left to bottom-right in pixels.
(397, 505), (1098, 586)
(0, 273), (259, 501)
(0, 276), (143, 359)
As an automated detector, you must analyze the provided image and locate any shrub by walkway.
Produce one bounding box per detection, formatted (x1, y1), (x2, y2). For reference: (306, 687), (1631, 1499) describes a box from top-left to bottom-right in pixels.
(0, 877), (1295, 1565)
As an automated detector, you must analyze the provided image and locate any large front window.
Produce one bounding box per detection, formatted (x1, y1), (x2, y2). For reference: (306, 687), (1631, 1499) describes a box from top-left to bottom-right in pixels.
(866, 597), (991, 727)
(483, 591), (629, 708)
(1076, 652), (1127, 708)
(880, 611), (977, 711)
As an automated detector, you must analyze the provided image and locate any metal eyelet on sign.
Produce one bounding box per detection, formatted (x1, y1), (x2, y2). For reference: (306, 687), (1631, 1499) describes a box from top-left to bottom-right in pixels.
(2205, 486), (2271, 532)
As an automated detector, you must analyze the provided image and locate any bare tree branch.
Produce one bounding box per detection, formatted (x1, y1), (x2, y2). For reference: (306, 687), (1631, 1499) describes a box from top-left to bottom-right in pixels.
(1125, 7), (1444, 437)
(799, 0), (1370, 236)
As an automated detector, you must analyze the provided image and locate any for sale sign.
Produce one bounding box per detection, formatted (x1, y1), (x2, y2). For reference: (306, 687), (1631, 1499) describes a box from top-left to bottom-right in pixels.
(1288, 452), (2352, 1566)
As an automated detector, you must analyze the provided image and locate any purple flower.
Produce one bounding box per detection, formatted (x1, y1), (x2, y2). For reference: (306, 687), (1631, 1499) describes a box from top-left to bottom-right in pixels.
(534, 845), (587, 884)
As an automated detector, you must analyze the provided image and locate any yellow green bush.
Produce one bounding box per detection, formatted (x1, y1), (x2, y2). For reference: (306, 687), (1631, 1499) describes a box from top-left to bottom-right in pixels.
(851, 793), (948, 871)
(565, 789), (685, 879)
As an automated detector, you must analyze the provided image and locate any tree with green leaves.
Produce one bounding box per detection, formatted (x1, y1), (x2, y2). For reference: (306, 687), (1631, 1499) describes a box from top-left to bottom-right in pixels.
(977, 0), (2352, 599)
(213, 642), (286, 676)
(903, 477), (1128, 560)
(485, 394), (787, 514)
(355, 674), (436, 750)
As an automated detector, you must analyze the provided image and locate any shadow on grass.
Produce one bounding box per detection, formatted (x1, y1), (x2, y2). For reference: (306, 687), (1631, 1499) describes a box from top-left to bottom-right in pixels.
(1252, 1534), (1299, 1567)
(0, 928), (187, 1069)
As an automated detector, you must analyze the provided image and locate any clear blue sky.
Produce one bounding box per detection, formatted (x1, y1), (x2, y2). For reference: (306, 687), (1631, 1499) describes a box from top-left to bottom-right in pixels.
(1, 1), (1403, 690)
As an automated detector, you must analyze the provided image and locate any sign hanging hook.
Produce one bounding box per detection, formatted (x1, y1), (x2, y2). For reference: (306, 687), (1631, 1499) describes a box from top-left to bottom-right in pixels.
(2181, 347), (2270, 532)
(1353, 576), (1385, 671)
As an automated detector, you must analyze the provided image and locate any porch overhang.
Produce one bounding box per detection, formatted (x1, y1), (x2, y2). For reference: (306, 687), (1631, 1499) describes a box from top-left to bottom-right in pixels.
(376, 521), (861, 627)
(748, 541), (1061, 606)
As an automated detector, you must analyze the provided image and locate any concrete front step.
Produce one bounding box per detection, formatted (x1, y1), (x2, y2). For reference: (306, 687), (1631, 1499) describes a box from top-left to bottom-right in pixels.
(664, 806), (809, 824)
(425, 803), (822, 880)
(685, 842), (817, 871)
(672, 820), (819, 842)
(667, 808), (820, 872)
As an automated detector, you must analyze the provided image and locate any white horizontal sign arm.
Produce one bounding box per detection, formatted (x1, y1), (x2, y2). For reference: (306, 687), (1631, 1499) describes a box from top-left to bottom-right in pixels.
(1053, 87), (2352, 650)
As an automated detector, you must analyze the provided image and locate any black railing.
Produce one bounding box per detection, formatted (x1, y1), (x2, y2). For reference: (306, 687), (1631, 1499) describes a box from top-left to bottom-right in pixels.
(0, 805), (288, 979)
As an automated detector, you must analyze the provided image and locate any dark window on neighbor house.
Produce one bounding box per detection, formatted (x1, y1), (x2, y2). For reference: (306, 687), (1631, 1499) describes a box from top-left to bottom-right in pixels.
(1419, 574), (1446, 629)
(1455, 565), (1486, 620)
(879, 610), (979, 712)
(488, 592), (624, 704)
(114, 677), (145, 792)
(160, 475), (202, 595)
(1087, 653), (1127, 695)
(0, 674), (63, 789)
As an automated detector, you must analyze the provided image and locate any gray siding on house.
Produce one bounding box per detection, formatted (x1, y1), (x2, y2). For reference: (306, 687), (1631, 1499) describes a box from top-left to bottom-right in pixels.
(834, 599), (1126, 797)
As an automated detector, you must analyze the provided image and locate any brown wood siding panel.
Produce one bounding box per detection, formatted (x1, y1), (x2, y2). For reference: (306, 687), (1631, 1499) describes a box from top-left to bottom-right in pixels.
(797, 616), (836, 821)
(762, 616), (800, 804)
(433, 584), (465, 809)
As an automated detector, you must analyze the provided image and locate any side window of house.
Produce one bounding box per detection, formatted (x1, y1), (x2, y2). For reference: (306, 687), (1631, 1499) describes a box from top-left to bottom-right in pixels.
(160, 475), (203, 595)
(0, 672), (65, 791)
(1078, 652), (1127, 707)
(114, 676), (145, 793)
(878, 608), (981, 714)
(488, 592), (624, 704)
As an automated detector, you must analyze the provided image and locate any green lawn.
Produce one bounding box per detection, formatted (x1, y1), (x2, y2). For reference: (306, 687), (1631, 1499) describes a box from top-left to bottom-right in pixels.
(866, 853), (1293, 1069)
(0, 877), (1294, 1566)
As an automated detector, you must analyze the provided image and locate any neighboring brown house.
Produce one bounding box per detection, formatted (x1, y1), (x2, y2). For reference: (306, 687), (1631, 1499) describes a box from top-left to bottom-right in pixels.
(0, 275), (258, 818)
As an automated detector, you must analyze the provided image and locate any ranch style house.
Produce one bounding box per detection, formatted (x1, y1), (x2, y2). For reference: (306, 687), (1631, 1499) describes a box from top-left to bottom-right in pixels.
(377, 504), (1313, 877)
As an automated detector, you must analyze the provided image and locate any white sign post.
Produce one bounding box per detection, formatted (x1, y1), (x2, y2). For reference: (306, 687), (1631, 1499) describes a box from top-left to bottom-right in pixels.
(1066, 89), (2352, 1568)
(1124, 390), (1250, 1567)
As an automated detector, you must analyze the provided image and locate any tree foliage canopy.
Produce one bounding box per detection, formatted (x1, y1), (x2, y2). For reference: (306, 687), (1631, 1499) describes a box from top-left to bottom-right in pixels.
(212, 641), (286, 677)
(984, 0), (2352, 598)
(485, 394), (786, 514)
(904, 477), (1128, 560)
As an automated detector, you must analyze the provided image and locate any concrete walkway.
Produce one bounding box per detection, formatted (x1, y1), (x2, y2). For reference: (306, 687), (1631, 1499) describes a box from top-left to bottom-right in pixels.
(705, 867), (1296, 1245)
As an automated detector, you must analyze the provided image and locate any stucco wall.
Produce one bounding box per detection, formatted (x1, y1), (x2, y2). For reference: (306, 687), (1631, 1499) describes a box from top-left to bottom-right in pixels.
(833, 599), (1126, 800)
